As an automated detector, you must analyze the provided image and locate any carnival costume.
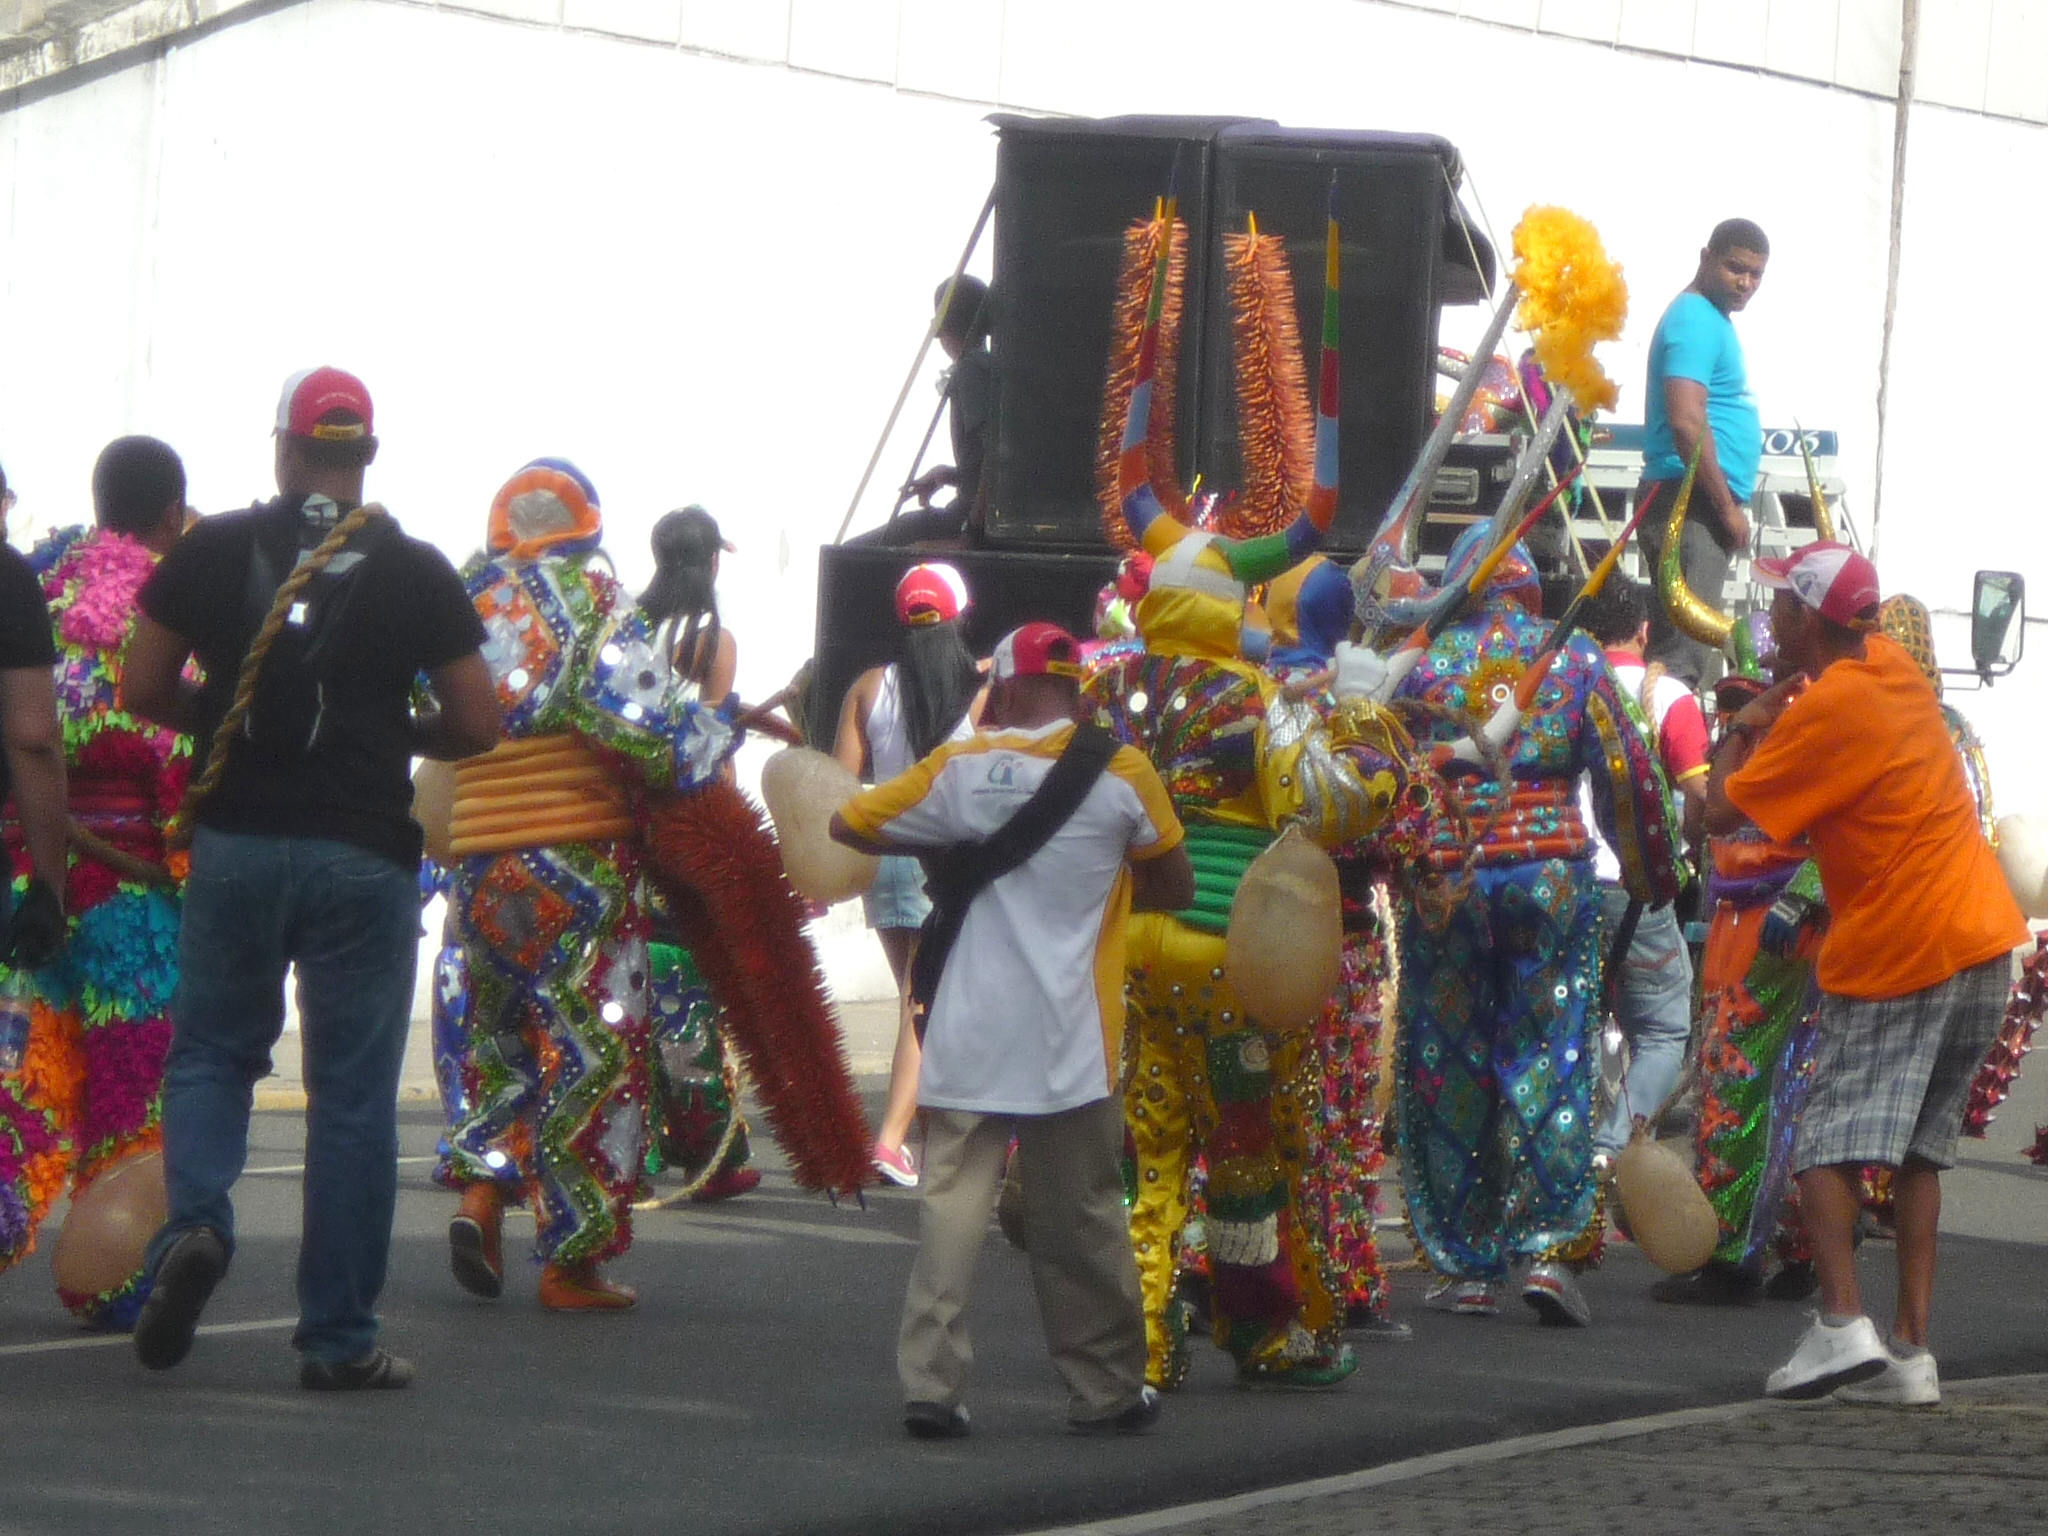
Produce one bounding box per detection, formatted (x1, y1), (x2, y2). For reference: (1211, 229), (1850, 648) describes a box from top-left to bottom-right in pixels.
(1684, 614), (1820, 1280)
(435, 463), (870, 1297)
(1262, 554), (1429, 1323)
(1384, 522), (1681, 1301)
(1, 525), (188, 1326)
(1085, 192), (1425, 1388)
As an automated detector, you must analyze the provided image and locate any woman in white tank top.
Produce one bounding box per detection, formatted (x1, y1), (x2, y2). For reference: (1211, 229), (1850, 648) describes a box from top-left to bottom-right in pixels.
(832, 563), (984, 1187)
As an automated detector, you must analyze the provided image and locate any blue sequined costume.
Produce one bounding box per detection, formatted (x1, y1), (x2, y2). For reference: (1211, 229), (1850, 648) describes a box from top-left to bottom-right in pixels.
(1390, 538), (1680, 1282)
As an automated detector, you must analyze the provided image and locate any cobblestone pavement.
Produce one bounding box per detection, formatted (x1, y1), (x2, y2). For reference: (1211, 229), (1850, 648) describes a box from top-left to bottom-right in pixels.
(1086, 1375), (2048, 1536)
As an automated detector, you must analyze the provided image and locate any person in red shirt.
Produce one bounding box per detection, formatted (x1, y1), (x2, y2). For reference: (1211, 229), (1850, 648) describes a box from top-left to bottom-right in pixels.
(1707, 542), (2028, 1406)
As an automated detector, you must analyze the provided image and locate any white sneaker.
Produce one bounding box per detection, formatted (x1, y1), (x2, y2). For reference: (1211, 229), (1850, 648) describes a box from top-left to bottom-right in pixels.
(1423, 1278), (1500, 1317)
(1764, 1313), (1889, 1400)
(1838, 1347), (1940, 1406)
(1522, 1262), (1593, 1328)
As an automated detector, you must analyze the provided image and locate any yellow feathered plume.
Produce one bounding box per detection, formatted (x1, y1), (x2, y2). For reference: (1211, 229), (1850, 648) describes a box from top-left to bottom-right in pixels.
(1511, 206), (1627, 413)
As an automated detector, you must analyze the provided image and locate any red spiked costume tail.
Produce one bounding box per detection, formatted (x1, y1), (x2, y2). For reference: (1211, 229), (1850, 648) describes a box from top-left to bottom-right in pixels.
(638, 780), (873, 1198)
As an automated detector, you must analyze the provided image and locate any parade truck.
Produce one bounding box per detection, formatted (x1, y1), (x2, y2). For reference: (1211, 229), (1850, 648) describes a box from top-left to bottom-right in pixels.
(806, 112), (1501, 743)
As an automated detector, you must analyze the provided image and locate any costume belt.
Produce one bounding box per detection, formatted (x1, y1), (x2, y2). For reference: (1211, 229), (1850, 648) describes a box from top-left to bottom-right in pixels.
(1174, 822), (1276, 934)
(448, 734), (634, 857)
(1428, 780), (1589, 871)
(1707, 832), (1808, 910)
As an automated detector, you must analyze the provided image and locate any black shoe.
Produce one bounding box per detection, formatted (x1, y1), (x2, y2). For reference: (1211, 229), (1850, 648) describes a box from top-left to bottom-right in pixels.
(1069, 1385), (1162, 1436)
(134, 1228), (228, 1372)
(300, 1348), (417, 1391)
(1763, 1260), (1820, 1302)
(1649, 1263), (1761, 1308)
(903, 1400), (971, 1440)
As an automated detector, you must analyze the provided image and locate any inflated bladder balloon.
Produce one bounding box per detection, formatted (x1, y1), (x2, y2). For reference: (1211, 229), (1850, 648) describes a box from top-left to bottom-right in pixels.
(51, 1148), (167, 1303)
(759, 748), (879, 904)
(1996, 814), (2048, 920)
(1225, 824), (1342, 1030)
(414, 758), (456, 866)
(1612, 1131), (1718, 1274)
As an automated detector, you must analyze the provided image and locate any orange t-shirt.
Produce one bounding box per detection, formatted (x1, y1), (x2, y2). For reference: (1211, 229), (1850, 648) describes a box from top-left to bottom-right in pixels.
(1727, 634), (2027, 1000)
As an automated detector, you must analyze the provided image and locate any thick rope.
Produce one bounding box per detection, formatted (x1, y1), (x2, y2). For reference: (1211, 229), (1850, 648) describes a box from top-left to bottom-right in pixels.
(168, 502), (390, 849)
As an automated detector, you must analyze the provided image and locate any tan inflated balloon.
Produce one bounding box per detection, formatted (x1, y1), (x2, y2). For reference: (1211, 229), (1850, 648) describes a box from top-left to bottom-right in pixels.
(413, 758), (456, 866)
(1225, 825), (1343, 1030)
(51, 1149), (167, 1299)
(1612, 1130), (1718, 1274)
(1996, 814), (2048, 920)
(759, 748), (880, 904)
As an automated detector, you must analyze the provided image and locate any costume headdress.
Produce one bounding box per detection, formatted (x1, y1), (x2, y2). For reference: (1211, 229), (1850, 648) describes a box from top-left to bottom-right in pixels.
(488, 458), (603, 561)
(1104, 179), (1341, 595)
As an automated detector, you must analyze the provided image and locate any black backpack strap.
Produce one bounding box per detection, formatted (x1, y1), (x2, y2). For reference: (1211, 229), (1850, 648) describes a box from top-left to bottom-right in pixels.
(909, 723), (1119, 1020)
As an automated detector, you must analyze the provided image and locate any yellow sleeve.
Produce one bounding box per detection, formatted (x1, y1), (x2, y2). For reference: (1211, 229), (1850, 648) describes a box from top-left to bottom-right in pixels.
(1110, 745), (1185, 860)
(836, 740), (961, 842)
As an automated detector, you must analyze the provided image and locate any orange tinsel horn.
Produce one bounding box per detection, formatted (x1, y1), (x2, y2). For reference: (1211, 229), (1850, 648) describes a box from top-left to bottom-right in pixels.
(639, 780), (873, 1198)
(1096, 210), (1188, 551)
(1221, 213), (1314, 541)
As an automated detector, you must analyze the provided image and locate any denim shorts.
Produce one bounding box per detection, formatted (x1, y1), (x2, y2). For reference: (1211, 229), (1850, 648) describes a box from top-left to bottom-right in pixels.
(863, 854), (931, 932)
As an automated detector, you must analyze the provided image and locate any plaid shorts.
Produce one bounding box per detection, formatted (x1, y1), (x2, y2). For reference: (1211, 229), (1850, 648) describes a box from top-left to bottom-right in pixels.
(1794, 954), (2013, 1174)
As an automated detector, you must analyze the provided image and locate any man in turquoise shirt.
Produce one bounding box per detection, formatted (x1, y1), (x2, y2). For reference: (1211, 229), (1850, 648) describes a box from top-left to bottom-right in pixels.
(1637, 219), (1769, 684)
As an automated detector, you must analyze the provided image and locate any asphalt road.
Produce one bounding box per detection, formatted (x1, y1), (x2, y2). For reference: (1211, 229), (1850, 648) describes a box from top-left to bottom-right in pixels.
(5, 1084), (2048, 1536)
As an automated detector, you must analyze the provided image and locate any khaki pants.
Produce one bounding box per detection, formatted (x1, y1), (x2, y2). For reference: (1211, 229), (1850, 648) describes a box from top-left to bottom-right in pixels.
(897, 1097), (1146, 1422)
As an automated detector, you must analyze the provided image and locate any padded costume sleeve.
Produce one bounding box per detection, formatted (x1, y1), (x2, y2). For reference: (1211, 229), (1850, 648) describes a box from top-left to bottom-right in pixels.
(1578, 646), (1683, 905)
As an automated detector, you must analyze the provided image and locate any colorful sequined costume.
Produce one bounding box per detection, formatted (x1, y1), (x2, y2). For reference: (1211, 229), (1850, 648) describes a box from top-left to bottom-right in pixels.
(1, 525), (188, 1326)
(1693, 830), (1820, 1271)
(1388, 529), (1680, 1287)
(435, 462), (740, 1270)
(1263, 556), (1438, 1321)
(644, 937), (751, 1188)
(1086, 194), (1426, 1387)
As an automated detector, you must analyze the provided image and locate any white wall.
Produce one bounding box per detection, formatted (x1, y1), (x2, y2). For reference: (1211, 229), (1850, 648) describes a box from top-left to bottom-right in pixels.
(1, 0), (2043, 999)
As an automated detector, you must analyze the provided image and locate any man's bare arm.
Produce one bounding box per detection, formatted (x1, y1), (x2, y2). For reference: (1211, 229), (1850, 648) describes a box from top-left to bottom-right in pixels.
(2, 665), (68, 892)
(1130, 843), (1195, 913)
(119, 615), (203, 735)
(417, 654), (502, 761)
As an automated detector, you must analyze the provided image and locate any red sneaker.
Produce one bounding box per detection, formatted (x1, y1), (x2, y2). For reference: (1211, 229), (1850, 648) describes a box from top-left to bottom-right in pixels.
(689, 1166), (762, 1204)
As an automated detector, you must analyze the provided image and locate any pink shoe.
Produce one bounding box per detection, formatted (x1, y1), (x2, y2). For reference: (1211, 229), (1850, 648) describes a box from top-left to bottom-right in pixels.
(872, 1140), (919, 1188)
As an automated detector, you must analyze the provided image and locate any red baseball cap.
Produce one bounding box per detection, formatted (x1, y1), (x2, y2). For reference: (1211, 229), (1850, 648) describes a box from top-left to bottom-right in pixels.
(275, 366), (374, 441)
(894, 562), (969, 626)
(1751, 540), (1880, 628)
(992, 622), (1083, 681)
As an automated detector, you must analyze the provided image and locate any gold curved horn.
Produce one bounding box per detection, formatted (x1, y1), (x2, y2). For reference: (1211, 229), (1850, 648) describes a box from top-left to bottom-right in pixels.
(1795, 425), (1839, 543)
(1655, 447), (1733, 649)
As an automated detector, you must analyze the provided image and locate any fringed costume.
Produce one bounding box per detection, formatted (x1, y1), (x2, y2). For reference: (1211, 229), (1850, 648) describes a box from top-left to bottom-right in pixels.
(1387, 530), (1681, 1294)
(1, 525), (188, 1327)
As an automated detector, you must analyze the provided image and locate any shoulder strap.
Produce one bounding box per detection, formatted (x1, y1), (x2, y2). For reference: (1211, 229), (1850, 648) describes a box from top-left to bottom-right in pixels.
(909, 723), (1119, 1019)
(950, 722), (1118, 892)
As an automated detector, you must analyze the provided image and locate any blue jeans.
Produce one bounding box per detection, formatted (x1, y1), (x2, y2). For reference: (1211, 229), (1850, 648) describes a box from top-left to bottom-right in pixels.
(1594, 883), (1696, 1156)
(146, 829), (420, 1364)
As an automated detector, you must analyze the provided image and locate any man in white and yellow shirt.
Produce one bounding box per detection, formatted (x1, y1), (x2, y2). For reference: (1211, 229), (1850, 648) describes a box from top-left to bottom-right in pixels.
(833, 622), (1192, 1441)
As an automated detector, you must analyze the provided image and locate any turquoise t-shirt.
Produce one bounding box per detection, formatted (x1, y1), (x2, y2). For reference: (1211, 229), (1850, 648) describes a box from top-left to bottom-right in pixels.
(1643, 291), (1760, 500)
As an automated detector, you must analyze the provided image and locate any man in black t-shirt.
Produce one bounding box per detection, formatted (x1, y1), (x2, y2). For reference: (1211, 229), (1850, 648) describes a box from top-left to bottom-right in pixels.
(0, 541), (67, 966)
(120, 367), (501, 1391)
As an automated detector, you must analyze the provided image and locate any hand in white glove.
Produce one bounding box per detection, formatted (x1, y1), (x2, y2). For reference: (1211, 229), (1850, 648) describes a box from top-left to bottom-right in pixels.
(1331, 640), (1392, 703)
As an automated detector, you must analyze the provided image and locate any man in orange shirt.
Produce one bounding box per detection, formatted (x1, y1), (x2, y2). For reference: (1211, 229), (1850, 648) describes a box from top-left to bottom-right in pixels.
(1706, 542), (2028, 1407)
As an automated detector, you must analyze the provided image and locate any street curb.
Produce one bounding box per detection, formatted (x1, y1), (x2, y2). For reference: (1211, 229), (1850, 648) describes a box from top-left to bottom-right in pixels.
(1014, 1374), (2048, 1536)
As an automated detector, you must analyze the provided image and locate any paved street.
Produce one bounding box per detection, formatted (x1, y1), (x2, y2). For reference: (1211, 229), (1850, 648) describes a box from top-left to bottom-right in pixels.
(3, 1002), (2048, 1536)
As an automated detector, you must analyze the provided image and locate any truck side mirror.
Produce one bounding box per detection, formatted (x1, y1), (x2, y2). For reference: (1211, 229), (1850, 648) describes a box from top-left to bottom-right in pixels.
(1971, 570), (2025, 680)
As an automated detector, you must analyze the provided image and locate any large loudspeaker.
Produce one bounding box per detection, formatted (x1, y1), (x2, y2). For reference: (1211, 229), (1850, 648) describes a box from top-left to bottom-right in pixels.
(983, 118), (1475, 557)
(1201, 129), (1453, 553)
(985, 116), (1251, 550)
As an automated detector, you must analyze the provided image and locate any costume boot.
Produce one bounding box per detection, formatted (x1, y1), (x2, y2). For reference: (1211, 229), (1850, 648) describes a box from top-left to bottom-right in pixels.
(539, 1262), (638, 1312)
(448, 1183), (505, 1300)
